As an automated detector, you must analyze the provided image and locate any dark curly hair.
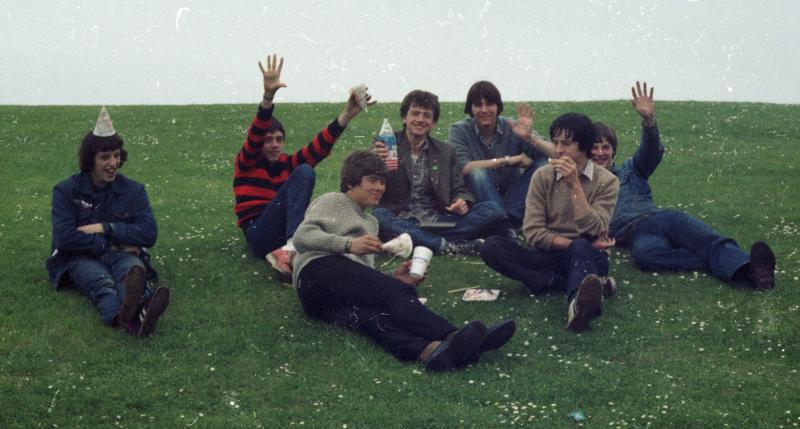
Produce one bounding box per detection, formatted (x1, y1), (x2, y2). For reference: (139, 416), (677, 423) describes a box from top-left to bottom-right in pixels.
(399, 90), (440, 122)
(549, 113), (596, 157)
(78, 132), (127, 172)
(340, 150), (388, 192)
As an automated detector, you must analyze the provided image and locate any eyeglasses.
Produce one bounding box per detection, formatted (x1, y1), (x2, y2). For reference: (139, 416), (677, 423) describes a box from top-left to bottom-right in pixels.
(265, 135), (285, 144)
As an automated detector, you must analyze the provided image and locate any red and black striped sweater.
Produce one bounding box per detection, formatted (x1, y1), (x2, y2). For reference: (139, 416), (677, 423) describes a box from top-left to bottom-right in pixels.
(233, 106), (345, 226)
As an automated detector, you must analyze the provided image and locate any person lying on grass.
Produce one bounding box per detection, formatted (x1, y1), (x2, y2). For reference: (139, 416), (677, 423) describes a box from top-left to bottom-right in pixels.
(233, 54), (374, 281)
(480, 113), (620, 333)
(590, 81), (776, 290)
(292, 150), (515, 371)
(47, 107), (169, 337)
(371, 90), (509, 256)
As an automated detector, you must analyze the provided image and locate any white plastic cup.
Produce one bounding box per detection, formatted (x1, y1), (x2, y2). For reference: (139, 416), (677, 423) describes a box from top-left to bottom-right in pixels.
(409, 246), (433, 279)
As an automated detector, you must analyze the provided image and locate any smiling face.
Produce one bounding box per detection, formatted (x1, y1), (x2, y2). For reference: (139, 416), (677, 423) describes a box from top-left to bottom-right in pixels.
(402, 104), (436, 140)
(90, 149), (121, 187)
(470, 97), (498, 130)
(346, 175), (386, 209)
(591, 137), (615, 169)
(261, 131), (285, 162)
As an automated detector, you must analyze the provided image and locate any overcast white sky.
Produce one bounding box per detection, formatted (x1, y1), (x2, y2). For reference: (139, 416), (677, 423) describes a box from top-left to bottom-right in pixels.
(2, 0), (798, 105)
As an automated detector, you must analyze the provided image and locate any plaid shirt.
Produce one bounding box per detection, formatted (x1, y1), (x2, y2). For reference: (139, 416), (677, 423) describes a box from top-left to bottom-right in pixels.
(398, 141), (439, 222)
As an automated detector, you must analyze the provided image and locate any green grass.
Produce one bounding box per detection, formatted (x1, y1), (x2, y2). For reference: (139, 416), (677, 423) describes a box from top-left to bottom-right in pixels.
(1, 101), (799, 428)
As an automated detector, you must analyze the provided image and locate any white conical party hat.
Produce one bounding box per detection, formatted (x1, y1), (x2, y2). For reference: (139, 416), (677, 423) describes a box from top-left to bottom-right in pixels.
(381, 233), (413, 258)
(93, 106), (116, 137)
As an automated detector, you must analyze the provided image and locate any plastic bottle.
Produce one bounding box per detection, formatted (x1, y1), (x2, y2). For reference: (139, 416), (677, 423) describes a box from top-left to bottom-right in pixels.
(378, 118), (397, 161)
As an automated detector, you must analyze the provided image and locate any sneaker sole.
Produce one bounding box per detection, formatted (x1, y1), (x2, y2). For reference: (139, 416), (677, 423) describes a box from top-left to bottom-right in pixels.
(567, 275), (603, 333)
(117, 266), (145, 324)
(138, 287), (170, 338)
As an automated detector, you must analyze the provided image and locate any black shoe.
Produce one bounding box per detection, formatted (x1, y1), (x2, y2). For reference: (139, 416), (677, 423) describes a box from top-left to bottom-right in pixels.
(137, 287), (170, 338)
(749, 241), (776, 291)
(116, 266), (145, 325)
(481, 320), (516, 353)
(444, 239), (484, 256)
(424, 321), (486, 371)
(566, 274), (603, 333)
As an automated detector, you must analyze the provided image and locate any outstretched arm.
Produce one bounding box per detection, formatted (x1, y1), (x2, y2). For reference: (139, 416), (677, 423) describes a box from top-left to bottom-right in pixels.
(630, 81), (663, 178)
(258, 54), (287, 109)
(337, 86), (376, 128)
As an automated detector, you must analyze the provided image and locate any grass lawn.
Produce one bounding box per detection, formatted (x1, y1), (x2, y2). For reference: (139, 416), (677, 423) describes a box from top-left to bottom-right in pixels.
(1, 100), (799, 428)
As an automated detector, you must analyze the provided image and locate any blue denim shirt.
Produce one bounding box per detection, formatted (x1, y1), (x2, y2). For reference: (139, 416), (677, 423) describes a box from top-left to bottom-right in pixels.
(47, 171), (158, 288)
(608, 124), (664, 242)
(448, 116), (546, 193)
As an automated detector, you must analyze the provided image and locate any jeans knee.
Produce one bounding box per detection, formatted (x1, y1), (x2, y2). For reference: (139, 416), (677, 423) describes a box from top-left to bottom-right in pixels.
(569, 237), (594, 253)
(472, 201), (506, 221)
(467, 168), (493, 189)
(291, 163), (316, 184)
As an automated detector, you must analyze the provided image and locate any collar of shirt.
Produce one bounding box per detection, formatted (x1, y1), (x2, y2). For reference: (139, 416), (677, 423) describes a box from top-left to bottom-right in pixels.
(556, 159), (594, 181)
(471, 120), (502, 147)
(409, 137), (429, 159)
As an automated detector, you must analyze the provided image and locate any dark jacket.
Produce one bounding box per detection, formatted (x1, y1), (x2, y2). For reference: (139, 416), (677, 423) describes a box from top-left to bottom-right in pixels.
(378, 129), (474, 214)
(47, 171), (158, 288)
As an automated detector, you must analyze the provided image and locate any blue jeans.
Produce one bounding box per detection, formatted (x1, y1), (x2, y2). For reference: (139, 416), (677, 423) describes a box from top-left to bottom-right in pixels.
(480, 235), (609, 302)
(372, 201), (507, 253)
(244, 164), (315, 259)
(465, 166), (536, 225)
(630, 210), (749, 281)
(67, 252), (150, 325)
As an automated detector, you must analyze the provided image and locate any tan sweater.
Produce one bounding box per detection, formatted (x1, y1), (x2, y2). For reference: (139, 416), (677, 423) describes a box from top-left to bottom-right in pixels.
(292, 192), (379, 286)
(522, 162), (619, 250)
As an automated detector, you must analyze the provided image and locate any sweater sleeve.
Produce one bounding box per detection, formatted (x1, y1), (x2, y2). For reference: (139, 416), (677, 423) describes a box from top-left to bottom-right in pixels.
(293, 194), (354, 254)
(522, 168), (557, 250)
(574, 173), (620, 237)
(235, 105), (273, 171)
(287, 118), (346, 170)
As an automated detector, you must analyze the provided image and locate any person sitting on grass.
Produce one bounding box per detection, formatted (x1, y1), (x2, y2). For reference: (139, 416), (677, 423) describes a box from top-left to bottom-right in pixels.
(480, 113), (619, 333)
(47, 107), (169, 337)
(590, 81), (776, 290)
(448, 81), (549, 225)
(371, 90), (508, 255)
(234, 54), (374, 280)
(293, 150), (516, 371)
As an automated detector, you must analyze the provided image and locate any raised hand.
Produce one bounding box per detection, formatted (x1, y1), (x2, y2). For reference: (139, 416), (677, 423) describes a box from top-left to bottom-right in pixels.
(258, 54), (287, 100)
(631, 81), (655, 126)
(511, 103), (535, 140)
(338, 85), (377, 127)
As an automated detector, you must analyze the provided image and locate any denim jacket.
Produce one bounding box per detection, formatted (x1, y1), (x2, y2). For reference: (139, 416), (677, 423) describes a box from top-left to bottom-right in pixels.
(448, 116), (546, 192)
(608, 124), (664, 243)
(47, 171), (158, 288)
